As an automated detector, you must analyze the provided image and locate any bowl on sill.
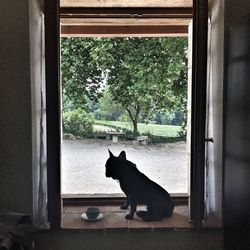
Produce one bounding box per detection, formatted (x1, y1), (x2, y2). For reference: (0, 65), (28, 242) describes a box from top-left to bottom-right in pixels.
(81, 207), (103, 221)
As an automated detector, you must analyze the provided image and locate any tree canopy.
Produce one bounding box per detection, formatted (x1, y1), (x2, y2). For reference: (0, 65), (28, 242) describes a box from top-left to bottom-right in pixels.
(61, 37), (188, 134)
(61, 38), (104, 109)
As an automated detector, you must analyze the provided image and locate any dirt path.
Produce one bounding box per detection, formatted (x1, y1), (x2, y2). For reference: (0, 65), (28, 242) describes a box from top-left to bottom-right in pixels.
(61, 139), (188, 194)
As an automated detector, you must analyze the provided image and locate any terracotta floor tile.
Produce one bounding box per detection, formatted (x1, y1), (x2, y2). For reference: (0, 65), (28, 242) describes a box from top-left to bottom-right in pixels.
(62, 214), (82, 229)
(170, 212), (192, 228)
(62, 205), (191, 230)
(63, 206), (86, 214)
(150, 217), (174, 230)
(64, 205), (127, 214)
(102, 206), (127, 213)
(127, 216), (152, 230)
(174, 205), (188, 213)
(81, 215), (106, 230)
(103, 213), (128, 229)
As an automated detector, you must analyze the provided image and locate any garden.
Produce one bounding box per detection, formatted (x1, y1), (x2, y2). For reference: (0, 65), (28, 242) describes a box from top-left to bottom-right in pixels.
(60, 37), (188, 194)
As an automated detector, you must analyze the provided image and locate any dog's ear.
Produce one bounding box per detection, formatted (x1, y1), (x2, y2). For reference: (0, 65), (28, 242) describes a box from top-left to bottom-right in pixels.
(118, 151), (126, 160)
(108, 149), (115, 158)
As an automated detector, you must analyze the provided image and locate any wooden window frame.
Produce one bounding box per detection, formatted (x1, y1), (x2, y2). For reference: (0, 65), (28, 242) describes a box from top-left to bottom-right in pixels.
(190, 0), (207, 228)
(45, 0), (61, 230)
(60, 7), (191, 37)
(44, 1), (207, 230)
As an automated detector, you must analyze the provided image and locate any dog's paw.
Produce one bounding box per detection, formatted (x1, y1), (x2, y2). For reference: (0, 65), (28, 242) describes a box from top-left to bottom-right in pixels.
(120, 204), (129, 210)
(125, 214), (134, 220)
(136, 211), (145, 218)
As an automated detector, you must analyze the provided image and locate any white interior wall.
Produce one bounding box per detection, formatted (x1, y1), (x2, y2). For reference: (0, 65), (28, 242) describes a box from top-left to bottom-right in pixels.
(29, 0), (48, 227)
(205, 0), (225, 226)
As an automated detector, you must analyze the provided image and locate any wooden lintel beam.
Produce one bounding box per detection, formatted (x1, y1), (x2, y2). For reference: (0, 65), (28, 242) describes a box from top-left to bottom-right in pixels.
(61, 25), (188, 37)
(60, 0), (192, 8)
(60, 18), (191, 26)
(60, 7), (192, 18)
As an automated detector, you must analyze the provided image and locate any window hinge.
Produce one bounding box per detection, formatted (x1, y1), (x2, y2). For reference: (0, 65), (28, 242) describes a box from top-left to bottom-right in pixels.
(205, 137), (213, 143)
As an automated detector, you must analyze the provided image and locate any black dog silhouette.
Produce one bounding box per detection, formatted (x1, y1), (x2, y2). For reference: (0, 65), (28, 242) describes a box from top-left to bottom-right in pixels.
(105, 150), (174, 221)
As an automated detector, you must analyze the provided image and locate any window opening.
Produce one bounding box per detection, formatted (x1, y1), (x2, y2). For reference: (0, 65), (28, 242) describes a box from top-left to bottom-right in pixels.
(61, 36), (189, 197)
(45, 0), (208, 230)
(60, 13), (191, 201)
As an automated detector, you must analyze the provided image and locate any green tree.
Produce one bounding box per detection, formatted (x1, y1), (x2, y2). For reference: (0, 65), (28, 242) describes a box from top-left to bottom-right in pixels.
(93, 37), (188, 134)
(61, 37), (188, 135)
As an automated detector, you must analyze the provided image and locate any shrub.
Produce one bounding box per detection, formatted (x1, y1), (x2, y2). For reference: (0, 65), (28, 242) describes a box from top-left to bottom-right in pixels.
(171, 111), (184, 126)
(63, 109), (94, 138)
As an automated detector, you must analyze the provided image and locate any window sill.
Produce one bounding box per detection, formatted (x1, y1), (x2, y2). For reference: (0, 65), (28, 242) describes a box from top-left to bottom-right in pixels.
(62, 205), (193, 231)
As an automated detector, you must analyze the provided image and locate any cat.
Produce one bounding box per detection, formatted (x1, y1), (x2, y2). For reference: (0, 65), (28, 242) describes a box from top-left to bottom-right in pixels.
(105, 149), (174, 221)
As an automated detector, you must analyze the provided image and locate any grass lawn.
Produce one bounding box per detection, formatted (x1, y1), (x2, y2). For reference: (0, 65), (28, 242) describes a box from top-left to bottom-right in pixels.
(94, 120), (181, 137)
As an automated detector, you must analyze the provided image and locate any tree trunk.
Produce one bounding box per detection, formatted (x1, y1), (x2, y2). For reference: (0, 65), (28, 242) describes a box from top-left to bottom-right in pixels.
(126, 107), (140, 136)
(132, 117), (138, 135)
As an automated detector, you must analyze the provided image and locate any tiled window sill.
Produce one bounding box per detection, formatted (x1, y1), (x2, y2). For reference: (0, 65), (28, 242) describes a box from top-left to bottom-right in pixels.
(62, 205), (193, 231)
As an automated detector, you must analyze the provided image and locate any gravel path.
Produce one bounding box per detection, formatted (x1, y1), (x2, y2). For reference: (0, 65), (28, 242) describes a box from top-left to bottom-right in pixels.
(61, 139), (188, 194)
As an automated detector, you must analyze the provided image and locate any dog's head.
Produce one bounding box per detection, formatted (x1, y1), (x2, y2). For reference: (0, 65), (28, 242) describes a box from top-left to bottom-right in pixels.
(105, 149), (127, 180)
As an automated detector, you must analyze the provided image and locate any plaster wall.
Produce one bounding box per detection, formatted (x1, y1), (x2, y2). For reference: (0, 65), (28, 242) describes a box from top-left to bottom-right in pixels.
(206, 0), (224, 225)
(223, 0), (250, 248)
(0, 0), (33, 214)
(29, 0), (47, 227)
(206, 0), (250, 229)
(225, 0), (250, 26)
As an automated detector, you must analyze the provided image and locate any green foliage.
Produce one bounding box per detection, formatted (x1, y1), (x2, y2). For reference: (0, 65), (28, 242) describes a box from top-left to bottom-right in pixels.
(61, 37), (188, 135)
(63, 108), (94, 137)
(93, 89), (124, 120)
(149, 135), (186, 144)
(61, 38), (104, 110)
(153, 112), (175, 125)
(119, 114), (130, 122)
(94, 120), (181, 138)
(91, 37), (188, 134)
(171, 111), (184, 125)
